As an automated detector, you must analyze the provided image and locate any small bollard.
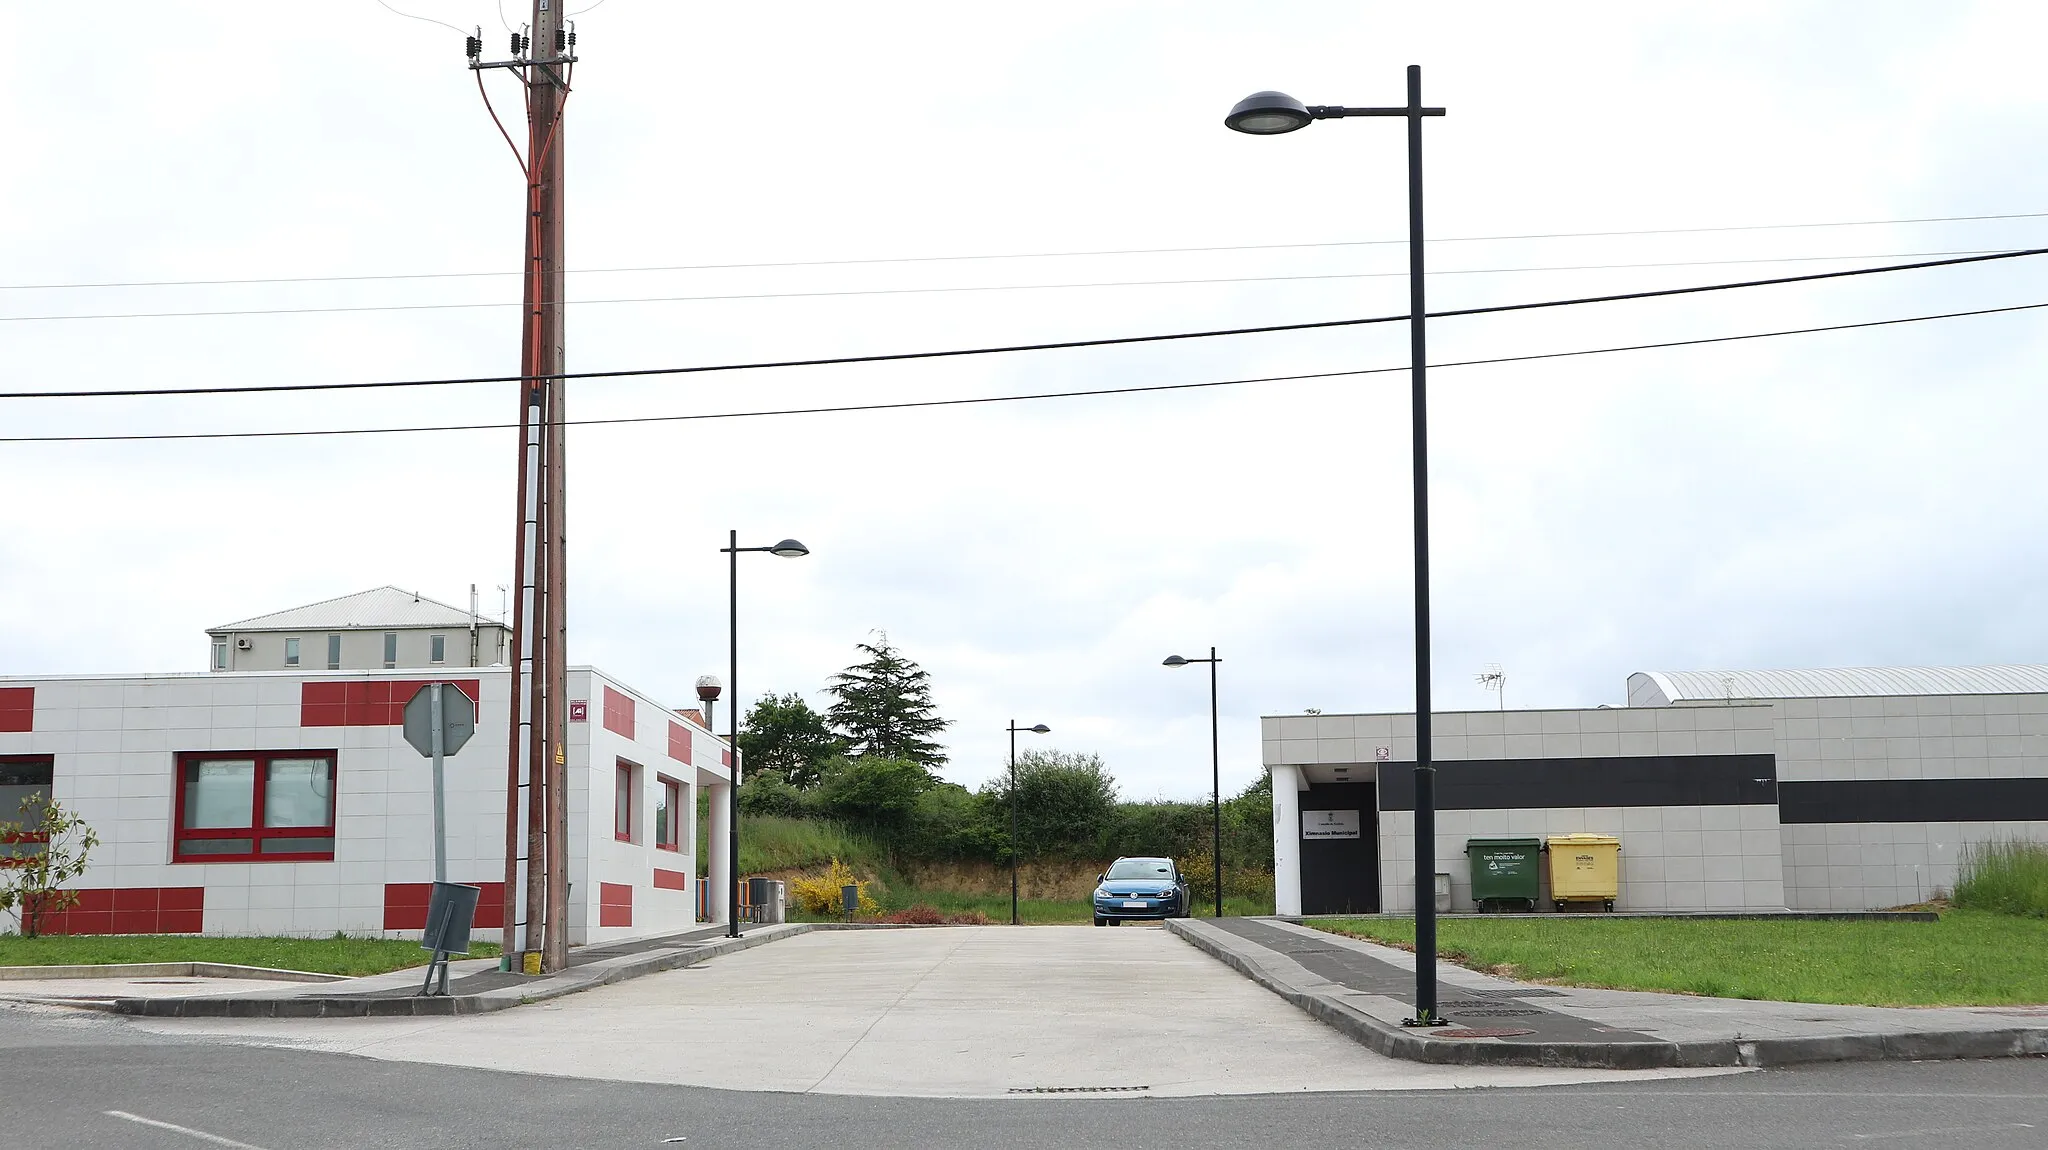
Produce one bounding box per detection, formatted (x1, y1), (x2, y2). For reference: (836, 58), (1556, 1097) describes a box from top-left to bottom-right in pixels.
(522, 951), (542, 976)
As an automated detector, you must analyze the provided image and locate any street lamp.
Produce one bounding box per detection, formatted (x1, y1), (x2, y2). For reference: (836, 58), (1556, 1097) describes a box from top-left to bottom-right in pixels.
(1162, 649), (1224, 918)
(695, 675), (721, 925)
(1226, 66), (1450, 1028)
(721, 532), (810, 939)
(1006, 721), (1051, 926)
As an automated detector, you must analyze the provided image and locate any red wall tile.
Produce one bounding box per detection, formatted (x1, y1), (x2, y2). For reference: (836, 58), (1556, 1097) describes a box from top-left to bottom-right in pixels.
(382, 881), (506, 932)
(0, 686), (32, 733)
(653, 868), (689, 891)
(668, 722), (691, 763)
(599, 881), (633, 927)
(302, 679), (481, 728)
(602, 686), (635, 739)
(34, 887), (203, 935)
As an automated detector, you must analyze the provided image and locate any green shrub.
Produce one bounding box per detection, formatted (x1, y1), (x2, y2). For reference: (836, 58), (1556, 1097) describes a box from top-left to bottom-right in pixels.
(1953, 839), (2048, 918)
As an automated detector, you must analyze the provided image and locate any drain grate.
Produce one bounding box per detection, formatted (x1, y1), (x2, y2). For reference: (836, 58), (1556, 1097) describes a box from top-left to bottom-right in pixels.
(1435, 1027), (1536, 1039)
(1008, 1086), (1150, 1094)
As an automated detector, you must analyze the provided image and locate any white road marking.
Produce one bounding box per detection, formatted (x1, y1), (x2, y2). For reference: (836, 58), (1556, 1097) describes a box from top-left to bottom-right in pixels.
(103, 1111), (273, 1149)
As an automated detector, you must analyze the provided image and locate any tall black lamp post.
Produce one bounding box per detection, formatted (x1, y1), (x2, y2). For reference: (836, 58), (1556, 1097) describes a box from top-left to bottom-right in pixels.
(1162, 649), (1224, 918)
(1006, 721), (1050, 926)
(1225, 68), (1449, 1027)
(695, 674), (721, 924)
(721, 532), (810, 940)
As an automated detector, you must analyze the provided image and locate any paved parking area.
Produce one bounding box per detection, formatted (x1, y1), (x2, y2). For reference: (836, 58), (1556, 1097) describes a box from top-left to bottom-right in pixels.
(116, 925), (1739, 1097)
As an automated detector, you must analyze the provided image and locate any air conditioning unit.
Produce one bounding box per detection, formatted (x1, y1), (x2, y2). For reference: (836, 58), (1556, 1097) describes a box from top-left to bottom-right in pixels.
(235, 638), (253, 650)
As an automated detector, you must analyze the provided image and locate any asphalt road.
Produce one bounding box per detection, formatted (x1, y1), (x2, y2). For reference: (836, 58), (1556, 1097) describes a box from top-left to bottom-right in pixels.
(4, 1005), (2044, 1149)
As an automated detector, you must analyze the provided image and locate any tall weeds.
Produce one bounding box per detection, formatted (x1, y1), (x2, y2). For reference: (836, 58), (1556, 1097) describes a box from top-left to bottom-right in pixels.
(1953, 839), (2048, 918)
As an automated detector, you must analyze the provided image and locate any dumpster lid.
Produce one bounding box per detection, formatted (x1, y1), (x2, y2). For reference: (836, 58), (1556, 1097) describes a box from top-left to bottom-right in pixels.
(1465, 837), (1544, 849)
(1547, 833), (1620, 845)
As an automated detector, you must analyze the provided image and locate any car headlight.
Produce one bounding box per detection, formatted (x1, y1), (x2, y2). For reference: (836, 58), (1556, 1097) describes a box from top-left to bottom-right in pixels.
(1094, 887), (1111, 899)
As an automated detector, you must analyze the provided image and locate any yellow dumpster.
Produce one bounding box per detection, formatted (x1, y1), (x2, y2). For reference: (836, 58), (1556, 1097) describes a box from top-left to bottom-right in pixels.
(1546, 833), (1620, 912)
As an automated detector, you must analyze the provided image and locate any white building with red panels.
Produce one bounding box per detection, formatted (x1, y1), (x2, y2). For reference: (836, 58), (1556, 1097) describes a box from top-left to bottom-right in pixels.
(0, 665), (733, 942)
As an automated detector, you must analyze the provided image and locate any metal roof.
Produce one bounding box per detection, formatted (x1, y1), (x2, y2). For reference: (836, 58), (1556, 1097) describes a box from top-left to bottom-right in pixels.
(1628, 665), (2048, 705)
(210, 587), (497, 633)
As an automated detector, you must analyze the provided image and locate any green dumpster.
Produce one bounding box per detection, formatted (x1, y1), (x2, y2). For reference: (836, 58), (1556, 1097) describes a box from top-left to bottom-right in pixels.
(1466, 837), (1543, 913)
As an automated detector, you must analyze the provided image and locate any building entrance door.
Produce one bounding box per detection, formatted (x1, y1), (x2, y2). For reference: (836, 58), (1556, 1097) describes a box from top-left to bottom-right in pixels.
(1298, 781), (1379, 914)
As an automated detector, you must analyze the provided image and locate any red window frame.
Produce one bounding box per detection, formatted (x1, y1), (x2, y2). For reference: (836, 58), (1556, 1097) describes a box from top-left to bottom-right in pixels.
(655, 774), (682, 852)
(615, 760), (635, 843)
(172, 750), (337, 863)
(0, 754), (55, 868)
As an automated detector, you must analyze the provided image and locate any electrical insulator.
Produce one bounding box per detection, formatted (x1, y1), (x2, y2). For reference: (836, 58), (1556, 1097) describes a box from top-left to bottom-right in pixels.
(465, 35), (481, 59)
(510, 32), (524, 55)
(554, 29), (566, 53)
(522, 34), (531, 53)
(566, 30), (577, 48)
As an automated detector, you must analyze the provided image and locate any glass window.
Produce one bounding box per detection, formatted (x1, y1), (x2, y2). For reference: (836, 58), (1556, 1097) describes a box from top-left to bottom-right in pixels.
(1105, 858), (1175, 880)
(382, 633), (398, 668)
(430, 634), (446, 664)
(184, 760), (255, 828)
(284, 637), (301, 666)
(615, 762), (634, 842)
(212, 639), (228, 670)
(175, 752), (335, 862)
(264, 759), (334, 828)
(655, 778), (680, 850)
(0, 756), (53, 862)
(326, 634), (342, 670)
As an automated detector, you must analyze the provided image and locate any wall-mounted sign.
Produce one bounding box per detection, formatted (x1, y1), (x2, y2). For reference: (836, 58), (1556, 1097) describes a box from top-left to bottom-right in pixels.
(568, 700), (588, 722)
(1374, 745), (1391, 762)
(1301, 809), (1361, 840)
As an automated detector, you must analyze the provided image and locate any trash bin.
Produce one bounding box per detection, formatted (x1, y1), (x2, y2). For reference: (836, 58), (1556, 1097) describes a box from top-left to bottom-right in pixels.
(1546, 833), (1621, 912)
(1465, 837), (1543, 913)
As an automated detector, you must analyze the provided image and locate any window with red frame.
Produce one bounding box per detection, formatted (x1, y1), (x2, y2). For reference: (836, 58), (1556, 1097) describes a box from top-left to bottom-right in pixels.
(615, 761), (635, 842)
(174, 751), (336, 862)
(0, 755), (53, 865)
(655, 776), (681, 851)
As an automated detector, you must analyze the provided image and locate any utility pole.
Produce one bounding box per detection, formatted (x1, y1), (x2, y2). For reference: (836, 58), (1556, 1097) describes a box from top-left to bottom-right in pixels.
(478, 1), (577, 974)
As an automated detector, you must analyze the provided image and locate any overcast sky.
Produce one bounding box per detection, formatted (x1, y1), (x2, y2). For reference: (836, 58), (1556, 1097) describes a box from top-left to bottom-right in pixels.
(4, 2), (2045, 802)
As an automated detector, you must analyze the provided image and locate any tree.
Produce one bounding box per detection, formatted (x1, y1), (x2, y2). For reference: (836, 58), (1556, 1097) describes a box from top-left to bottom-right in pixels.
(825, 634), (950, 773)
(737, 692), (846, 790)
(815, 755), (929, 835)
(0, 795), (99, 939)
(981, 749), (1121, 860)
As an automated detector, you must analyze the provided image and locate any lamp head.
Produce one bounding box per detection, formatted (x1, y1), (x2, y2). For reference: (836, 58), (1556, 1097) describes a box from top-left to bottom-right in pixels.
(1162, 655), (1189, 667)
(769, 539), (810, 558)
(1029, 724), (1050, 734)
(695, 674), (723, 702)
(1225, 91), (1312, 135)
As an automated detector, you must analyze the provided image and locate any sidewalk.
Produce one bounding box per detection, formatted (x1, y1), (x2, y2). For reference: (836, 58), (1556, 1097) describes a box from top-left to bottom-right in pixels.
(61, 923), (821, 1018)
(1166, 917), (2048, 1070)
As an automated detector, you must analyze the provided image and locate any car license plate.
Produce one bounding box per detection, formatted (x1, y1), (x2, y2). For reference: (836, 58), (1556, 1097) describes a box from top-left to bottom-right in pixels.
(1122, 900), (1148, 908)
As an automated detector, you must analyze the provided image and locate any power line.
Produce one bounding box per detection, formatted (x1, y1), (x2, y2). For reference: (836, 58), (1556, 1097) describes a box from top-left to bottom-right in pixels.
(5, 210), (2045, 292)
(0, 248), (2025, 325)
(4, 246), (2042, 402)
(6, 298), (2041, 444)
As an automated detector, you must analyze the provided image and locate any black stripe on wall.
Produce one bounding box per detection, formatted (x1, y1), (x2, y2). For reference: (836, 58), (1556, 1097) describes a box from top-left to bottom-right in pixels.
(1376, 755), (1777, 811)
(1778, 778), (2048, 824)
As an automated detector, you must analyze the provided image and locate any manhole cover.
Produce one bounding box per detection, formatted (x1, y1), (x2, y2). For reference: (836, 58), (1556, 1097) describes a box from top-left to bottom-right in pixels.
(1008, 1086), (1149, 1094)
(1434, 1027), (1536, 1039)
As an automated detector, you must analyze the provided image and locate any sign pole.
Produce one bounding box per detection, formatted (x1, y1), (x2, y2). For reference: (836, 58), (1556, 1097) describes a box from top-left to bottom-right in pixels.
(431, 683), (448, 885)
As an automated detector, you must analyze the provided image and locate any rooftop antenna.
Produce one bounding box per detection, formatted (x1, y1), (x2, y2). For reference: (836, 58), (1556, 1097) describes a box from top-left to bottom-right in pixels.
(1476, 663), (1505, 710)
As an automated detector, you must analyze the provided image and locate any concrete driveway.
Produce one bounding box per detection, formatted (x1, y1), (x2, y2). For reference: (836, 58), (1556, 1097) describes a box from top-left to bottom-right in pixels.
(118, 925), (1737, 1097)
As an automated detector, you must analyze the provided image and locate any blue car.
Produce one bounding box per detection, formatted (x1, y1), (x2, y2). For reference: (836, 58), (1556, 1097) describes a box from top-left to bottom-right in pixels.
(1092, 856), (1191, 925)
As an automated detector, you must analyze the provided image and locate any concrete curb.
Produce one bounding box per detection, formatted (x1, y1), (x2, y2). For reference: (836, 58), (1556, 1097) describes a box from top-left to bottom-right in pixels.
(0, 962), (346, 983)
(1165, 918), (2048, 1070)
(107, 922), (833, 1018)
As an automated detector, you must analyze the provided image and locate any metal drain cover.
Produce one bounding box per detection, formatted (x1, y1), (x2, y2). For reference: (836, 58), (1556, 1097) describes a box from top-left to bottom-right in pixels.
(1435, 1027), (1537, 1039)
(1008, 1086), (1150, 1094)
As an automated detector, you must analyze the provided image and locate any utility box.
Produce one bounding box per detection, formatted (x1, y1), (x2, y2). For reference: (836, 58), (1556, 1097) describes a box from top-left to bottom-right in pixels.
(1465, 838), (1543, 912)
(1546, 833), (1621, 911)
(746, 878), (787, 925)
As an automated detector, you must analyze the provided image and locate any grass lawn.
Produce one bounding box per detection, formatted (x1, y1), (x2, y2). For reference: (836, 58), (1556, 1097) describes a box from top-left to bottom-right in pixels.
(1310, 910), (2048, 1007)
(0, 934), (498, 977)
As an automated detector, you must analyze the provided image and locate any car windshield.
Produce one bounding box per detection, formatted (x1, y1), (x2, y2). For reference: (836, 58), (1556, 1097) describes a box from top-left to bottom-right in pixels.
(1105, 859), (1173, 881)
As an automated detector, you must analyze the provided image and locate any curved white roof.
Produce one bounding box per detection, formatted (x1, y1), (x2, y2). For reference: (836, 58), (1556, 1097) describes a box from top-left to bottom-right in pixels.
(1628, 665), (2048, 705)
